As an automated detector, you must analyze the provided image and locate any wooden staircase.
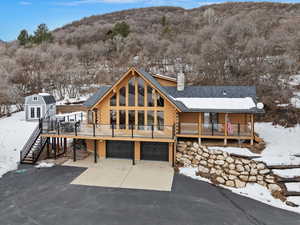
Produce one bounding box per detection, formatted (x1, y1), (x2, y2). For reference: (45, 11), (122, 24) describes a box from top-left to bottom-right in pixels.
(20, 124), (47, 164)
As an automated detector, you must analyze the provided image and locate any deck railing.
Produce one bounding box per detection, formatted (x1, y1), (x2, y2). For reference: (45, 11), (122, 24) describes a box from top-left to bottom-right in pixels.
(178, 122), (252, 137)
(41, 118), (174, 140)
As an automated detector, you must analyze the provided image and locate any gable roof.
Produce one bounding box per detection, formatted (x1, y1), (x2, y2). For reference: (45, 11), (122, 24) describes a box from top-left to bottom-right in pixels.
(82, 67), (263, 114)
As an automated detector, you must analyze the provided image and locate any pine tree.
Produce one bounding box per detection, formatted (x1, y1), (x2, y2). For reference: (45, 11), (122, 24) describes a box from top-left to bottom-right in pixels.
(17, 29), (29, 45)
(112, 22), (130, 38)
(33, 24), (53, 44)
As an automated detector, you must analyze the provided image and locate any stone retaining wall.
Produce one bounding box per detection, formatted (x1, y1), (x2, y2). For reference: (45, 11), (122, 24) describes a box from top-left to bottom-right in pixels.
(176, 141), (284, 196)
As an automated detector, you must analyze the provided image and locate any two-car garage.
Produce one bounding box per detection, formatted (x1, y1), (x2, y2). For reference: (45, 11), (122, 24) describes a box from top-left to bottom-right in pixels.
(106, 141), (169, 162)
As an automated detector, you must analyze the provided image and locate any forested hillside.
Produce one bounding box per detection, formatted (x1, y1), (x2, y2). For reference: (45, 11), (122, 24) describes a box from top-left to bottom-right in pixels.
(0, 2), (300, 121)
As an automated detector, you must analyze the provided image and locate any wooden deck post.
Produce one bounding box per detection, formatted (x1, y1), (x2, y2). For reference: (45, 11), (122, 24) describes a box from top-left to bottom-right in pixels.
(73, 139), (76, 162)
(63, 138), (67, 155)
(198, 113), (202, 145)
(54, 138), (57, 159)
(251, 114), (254, 145)
(94, 140), (97, 163)
(46, 137), (50, 158)
(224, 113), (228, 145)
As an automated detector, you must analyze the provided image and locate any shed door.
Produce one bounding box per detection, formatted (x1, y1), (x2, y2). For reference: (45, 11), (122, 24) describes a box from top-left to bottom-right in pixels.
(141, 142), (168, 161)
(106, 141), (133, 159)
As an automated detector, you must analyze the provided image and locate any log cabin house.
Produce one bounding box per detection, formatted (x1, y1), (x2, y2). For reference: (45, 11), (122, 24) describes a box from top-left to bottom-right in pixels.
(37, 67), (264, 166)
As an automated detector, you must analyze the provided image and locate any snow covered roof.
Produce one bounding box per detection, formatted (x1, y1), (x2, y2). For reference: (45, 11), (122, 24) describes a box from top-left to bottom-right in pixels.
(176, 97), (256, 111)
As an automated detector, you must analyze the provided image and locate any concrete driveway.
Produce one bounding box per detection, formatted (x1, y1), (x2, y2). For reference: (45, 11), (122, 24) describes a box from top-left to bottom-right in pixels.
(63, 157), (174, 191)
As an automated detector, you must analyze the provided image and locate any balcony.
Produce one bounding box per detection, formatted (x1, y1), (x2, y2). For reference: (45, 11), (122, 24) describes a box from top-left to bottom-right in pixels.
(179, 122), (252, 138)
(41, 116), (174, 140)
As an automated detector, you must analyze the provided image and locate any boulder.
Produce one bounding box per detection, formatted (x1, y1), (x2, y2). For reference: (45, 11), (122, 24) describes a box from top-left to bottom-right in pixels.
(216, 169), (222, 175)
(241, 159), (250, 164)
(250, 169), (258, 176)
(195, 155), (202, 161)
(223, 162), (229, 168)
(198, 165), (209, 174)
(239, 175), (248, 182)
(217, 155), (225, 160)
(215, 160), (225, 165)
(250, 163), (257, 169)
(207, 163), (213, 168)
(202, 147), (209, 153)
(222, 173), (228, 181)
(265, 178), (275, 184)
(257, 163), (265, 170)
(257, 180), (267, 187)
(228, 175), (237, 180)
(216, 177), (225, 184)
(210, 168), (216, 174)
(223, 152), (228, 158)
(213, 149), (223, 155)
(197, 149), (203, 155)
(259, 169), (270, 175)
(193, 142), (199, 148)
(225, 180), (235, 187)
(236, 164), (245, 172)
(186, 141), (192, 146)
(248, 176), (256, 182)
(229, 170), (240, 176)
(192, 159), (199, 165)
(244, 165), (250, 172)
(257, 175), (264, 181)
(200, 160), (207, 166)
(226, 157), (234, 163)
(240, 171), (249, 175)
(268, 184), (281, 192)
(235, 159), (243, 165)
(229, 164), (235, 170)
(202, 153), (210, 158)
(208, 159), (214, 164)
(235, 179), (246, 188)
(209, 154), (216, 159)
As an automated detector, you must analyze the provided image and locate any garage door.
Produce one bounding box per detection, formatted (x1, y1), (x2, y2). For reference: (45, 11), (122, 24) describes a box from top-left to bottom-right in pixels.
(141, 142), (169, 161)
(106, 141), (133, 159)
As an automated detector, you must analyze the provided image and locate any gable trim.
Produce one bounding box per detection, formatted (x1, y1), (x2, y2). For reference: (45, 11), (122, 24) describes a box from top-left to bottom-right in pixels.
(90, 67), (181, 112)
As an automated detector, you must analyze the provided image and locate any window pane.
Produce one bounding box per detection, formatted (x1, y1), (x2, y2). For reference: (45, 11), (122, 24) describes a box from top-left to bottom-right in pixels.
(157, 111), (164, 130)
(138, 111), (144, 130)
(119, 110), (126, 129)
(147, 110), (154, 127)
(137, 78), (144, 106)
(88, 110), (93, 123)
(147, 86), (154, 107)
(30, 108), (35, 118)
(128, 78), (135, 106)
(110, 110), (116, 126)
(119, 87), (126, 106)
(128, 110), (135, 127)
(37, 108), (41, 118)
(157, 93), (164, 107)
(110, 94), (116, 106)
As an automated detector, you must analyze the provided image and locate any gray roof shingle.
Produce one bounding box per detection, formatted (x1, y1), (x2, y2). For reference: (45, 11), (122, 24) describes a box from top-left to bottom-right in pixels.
(83, 86), (111, 107)
(42, 95), (56, 104)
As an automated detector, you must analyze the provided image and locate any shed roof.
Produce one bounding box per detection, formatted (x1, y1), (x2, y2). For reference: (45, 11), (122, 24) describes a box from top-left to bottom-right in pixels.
(41, 95), (56, 104)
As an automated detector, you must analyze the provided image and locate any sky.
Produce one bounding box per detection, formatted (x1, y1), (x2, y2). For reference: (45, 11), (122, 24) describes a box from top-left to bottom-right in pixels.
(0, 0), (299, 41)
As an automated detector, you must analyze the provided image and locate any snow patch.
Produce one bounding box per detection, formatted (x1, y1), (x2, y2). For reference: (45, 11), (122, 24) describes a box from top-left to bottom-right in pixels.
(273, 169), (300, 178)
(180, 167), (300, 214)
(35, 162), (55, 168)
(208, 146), (259, 157)
(0, 112), (37, 178)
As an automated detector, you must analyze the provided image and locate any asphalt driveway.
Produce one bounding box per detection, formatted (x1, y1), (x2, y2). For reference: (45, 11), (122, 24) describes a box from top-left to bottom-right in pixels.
(1, 165), (300, 225)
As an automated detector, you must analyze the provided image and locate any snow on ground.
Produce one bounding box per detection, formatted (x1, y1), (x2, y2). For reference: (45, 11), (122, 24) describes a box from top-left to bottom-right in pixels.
(208, 146), (260, 157)
(289, 74), (300, 86)
(255, 123), (300, 165)
(291, 92), (300, 109)
(35, 161), (55, 168)
(180, 167), (300, 214)
(0, 112), (37, 178)
(286, 183), (300, 192)
(273, 169), (300, 178)
(56, 95), (90, 105)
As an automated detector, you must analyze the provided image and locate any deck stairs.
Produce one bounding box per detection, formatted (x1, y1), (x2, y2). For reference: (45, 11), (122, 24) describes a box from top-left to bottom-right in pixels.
(20, 124), (47, 164)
